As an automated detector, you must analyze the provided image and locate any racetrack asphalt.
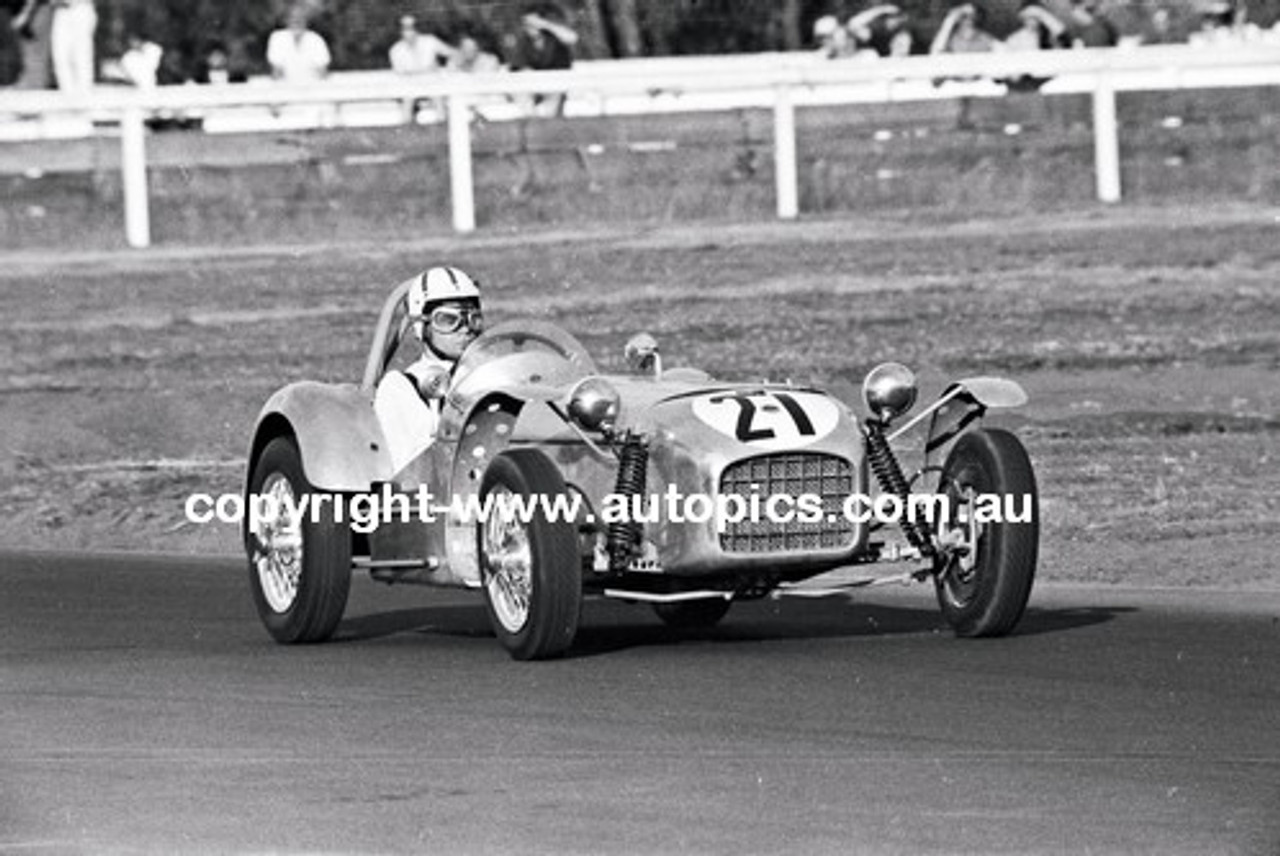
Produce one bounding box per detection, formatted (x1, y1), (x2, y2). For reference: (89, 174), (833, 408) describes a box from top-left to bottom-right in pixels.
(1, 550), (1277, 855)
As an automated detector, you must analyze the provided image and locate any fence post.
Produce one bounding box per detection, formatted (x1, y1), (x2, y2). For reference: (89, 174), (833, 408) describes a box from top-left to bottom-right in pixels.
(447, 92), (476, 233)
(773, 83), (799, 220)
(120, 105), (151, 248)
(1092, 77), (1121, 203)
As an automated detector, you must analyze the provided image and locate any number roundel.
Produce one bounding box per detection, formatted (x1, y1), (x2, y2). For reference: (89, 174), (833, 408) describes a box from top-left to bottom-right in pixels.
(690, 390), (839, 450)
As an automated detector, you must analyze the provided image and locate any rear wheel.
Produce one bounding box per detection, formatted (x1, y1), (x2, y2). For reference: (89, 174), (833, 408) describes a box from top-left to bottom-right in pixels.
(478, 449), (582, 660)
(934, 428), (1038, 638)
(246, 436), (351, 643)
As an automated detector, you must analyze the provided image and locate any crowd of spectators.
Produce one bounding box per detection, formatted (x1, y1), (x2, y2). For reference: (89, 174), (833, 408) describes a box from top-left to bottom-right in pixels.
(814, 5), (917, 58)
(814, 0), (1280, 64)
(0, 0), (578, 95)
(1, 0), (1277, 98)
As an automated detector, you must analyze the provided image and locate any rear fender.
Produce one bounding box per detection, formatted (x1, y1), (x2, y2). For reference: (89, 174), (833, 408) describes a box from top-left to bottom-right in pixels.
(248, 382), (394, 493)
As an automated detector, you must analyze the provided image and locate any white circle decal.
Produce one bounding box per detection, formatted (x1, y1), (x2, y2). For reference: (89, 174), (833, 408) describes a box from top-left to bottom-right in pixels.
(691, 390), (839, 450)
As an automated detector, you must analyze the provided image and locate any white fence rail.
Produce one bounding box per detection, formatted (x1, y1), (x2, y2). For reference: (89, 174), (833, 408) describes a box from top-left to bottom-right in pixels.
(2, 45), (1277, 247)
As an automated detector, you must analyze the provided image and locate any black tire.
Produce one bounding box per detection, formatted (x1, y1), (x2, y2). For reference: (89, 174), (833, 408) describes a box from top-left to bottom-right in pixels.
(478, 449), (582, 660)
(245, 435), (351, 644)
(935, 428), (1038, 638)
(652, 599), (732, 630)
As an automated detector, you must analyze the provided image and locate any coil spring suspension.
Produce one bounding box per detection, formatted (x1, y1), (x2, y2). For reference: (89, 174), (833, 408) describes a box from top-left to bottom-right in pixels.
(865, 420), (933, 556)
(609, 432), (649, 572)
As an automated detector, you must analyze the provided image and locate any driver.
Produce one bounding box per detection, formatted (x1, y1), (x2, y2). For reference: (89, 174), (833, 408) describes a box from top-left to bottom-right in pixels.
(374, 266), (484, 472)
(404, 265), (484, 392)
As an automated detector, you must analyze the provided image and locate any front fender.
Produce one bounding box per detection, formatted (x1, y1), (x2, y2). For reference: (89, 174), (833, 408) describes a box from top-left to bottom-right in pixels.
(894, 377), (1028, 491)
(248, 381), (394, 492)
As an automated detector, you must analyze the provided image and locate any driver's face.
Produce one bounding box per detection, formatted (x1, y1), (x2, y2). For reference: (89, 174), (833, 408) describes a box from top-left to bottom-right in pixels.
(424, 300), (482, 360)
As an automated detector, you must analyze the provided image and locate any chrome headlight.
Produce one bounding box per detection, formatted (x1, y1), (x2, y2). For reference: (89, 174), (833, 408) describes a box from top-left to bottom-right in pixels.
(567, 377), (621, 433)
(862, 362), (917, 423)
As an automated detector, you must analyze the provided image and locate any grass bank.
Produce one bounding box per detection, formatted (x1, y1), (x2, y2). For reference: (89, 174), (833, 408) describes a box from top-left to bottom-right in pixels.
(1, 88), (1277, 249)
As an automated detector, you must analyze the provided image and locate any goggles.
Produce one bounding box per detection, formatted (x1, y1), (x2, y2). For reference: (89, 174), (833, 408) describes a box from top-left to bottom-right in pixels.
(427, 305), (484, 335)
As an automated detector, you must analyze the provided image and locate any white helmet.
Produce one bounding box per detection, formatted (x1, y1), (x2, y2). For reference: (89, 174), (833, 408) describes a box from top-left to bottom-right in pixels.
(407, 266), (481, 319)
(407, 266), (483, 360)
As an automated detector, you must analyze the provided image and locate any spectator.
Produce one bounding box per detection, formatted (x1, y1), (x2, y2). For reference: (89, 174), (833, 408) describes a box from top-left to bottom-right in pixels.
(194, 40), (248, 84)
(507, 7), (577, 72)
(12, 0), (49, 89)
(1187, 0), (1264, 45)
(1, 0), (32, 86)
(440, 33), (503, 126)
(1002, 3), (1067, 91)
(118, 33), (162, 89)
(930, 1), (1069, 100)
(1141, 7), (1179, 45)
(103, 32), (201, 129)
(507, 6), (578, 116)
(266, 4), (330, 83)
(1004, 2), (1067, 51)
(50, 0), (95, 92)
(1064, 0), (1118, 48)
(849, 5), (915, 57)
(389, 14), (456, 121)
(813, 15), (859, 58)
(930, 3), (999, 54)
(389, 14), (456, 75)
(450, 35), (501, 73)
(199, 44), (231, 84)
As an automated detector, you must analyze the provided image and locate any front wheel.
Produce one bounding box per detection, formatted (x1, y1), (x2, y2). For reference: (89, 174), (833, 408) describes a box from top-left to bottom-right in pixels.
(478, 449), (582, 660)
(934, 428), (1038, 638)
(245, 435), (352, 643)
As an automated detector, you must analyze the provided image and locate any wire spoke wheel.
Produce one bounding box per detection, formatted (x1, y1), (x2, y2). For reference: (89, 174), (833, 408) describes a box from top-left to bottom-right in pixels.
(938, 483), (986, 610)
(245, 436), (351, 644)
(481, 489), (535, 633)
(253, 472), (304, 613)
(477, 449), (582, 660)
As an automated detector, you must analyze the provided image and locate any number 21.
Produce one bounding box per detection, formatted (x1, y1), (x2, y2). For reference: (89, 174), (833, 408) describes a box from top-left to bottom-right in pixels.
(709, 391), (815, 442)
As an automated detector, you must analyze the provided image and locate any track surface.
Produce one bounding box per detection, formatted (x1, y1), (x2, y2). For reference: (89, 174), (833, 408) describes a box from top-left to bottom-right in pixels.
(2, 550), (1278, 855)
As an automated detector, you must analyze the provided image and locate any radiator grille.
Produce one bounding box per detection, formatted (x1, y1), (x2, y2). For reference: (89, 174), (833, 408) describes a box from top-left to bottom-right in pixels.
(718, 453), (856, 554)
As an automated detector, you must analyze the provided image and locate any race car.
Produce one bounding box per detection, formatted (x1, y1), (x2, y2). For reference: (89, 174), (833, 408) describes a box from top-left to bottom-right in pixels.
(243, 276), (1038, 660)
